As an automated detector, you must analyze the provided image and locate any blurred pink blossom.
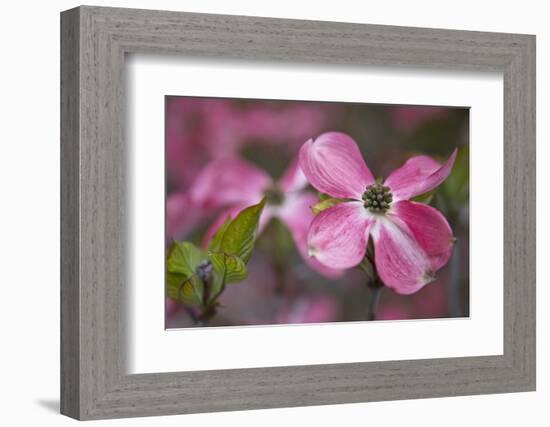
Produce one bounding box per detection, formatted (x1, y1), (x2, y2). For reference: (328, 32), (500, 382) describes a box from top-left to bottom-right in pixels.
(412, 277), (449, 318)
(377, 278), (448, 321)
(166, 192), (208, 242)
(390, 106), (448, 132)
(277, 296), (339, 324)
(191, 155), (341, 278)
(165, 98), (213, 189)
(376, 304), (408, 321)
(165, 297), (181, 318)
(166, 97), (340, 190)
(300, 132), (456, 294)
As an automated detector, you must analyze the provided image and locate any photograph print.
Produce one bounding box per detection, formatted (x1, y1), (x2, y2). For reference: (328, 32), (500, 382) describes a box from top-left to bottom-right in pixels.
(165, 96), (469, 328)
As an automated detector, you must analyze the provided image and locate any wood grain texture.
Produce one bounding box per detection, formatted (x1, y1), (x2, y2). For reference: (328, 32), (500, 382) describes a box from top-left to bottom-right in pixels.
(60, 7), (80, 419)
(60, 5), (536, 420)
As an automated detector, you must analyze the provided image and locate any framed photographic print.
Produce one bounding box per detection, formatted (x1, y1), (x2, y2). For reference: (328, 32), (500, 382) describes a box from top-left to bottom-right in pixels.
(61, 6), (536, 420)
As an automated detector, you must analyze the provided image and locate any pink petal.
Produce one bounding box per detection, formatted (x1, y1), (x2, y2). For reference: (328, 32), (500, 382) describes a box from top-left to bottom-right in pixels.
(307, 201), (374, 269)
(372, 218), (434, 295)
(278, 193), (343, 278)
(277, 155), (309, 194)
(299, 132), (375, 199)
(384, 149), (457, 201)
(189, 157), (271, 209)
(390, 200), (454, 271)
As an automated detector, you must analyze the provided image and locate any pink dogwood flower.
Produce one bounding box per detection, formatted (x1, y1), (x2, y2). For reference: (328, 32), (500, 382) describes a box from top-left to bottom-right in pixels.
(299, 132), (457, 294)
(190, 156), (341, 278)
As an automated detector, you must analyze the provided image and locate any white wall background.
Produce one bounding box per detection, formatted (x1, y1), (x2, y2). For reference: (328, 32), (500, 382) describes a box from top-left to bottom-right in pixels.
(0, 0), (546, 425)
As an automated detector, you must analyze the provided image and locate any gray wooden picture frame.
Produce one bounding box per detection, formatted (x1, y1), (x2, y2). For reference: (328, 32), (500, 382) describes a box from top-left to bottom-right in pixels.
(60, 5), (536, 420)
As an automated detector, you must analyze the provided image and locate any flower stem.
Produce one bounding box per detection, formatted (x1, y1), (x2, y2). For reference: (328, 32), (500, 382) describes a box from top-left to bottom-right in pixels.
(366, 278), (383, 321)
(197, 304), (217, 326)
(359, 248), (384, 321)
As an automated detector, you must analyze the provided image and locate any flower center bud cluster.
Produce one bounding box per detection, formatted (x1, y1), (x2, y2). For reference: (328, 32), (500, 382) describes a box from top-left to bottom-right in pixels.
(362, 183), (393, 213)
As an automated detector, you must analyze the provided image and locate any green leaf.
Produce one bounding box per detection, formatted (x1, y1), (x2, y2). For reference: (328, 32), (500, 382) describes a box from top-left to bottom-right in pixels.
(208, 217), (232, 252)
(175, 199), (266, 305)
(440, 145), (469, 206)
(166, 241), (206, 307)
(219, 198), (266, 264)
(166, 272), (203, 306)
(411, 190), (435, 205)
(204, 252), (248, 302)
(311, 197), (349, 215)
(210, 252), (248, 285)
(166, 241), (204, 277)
